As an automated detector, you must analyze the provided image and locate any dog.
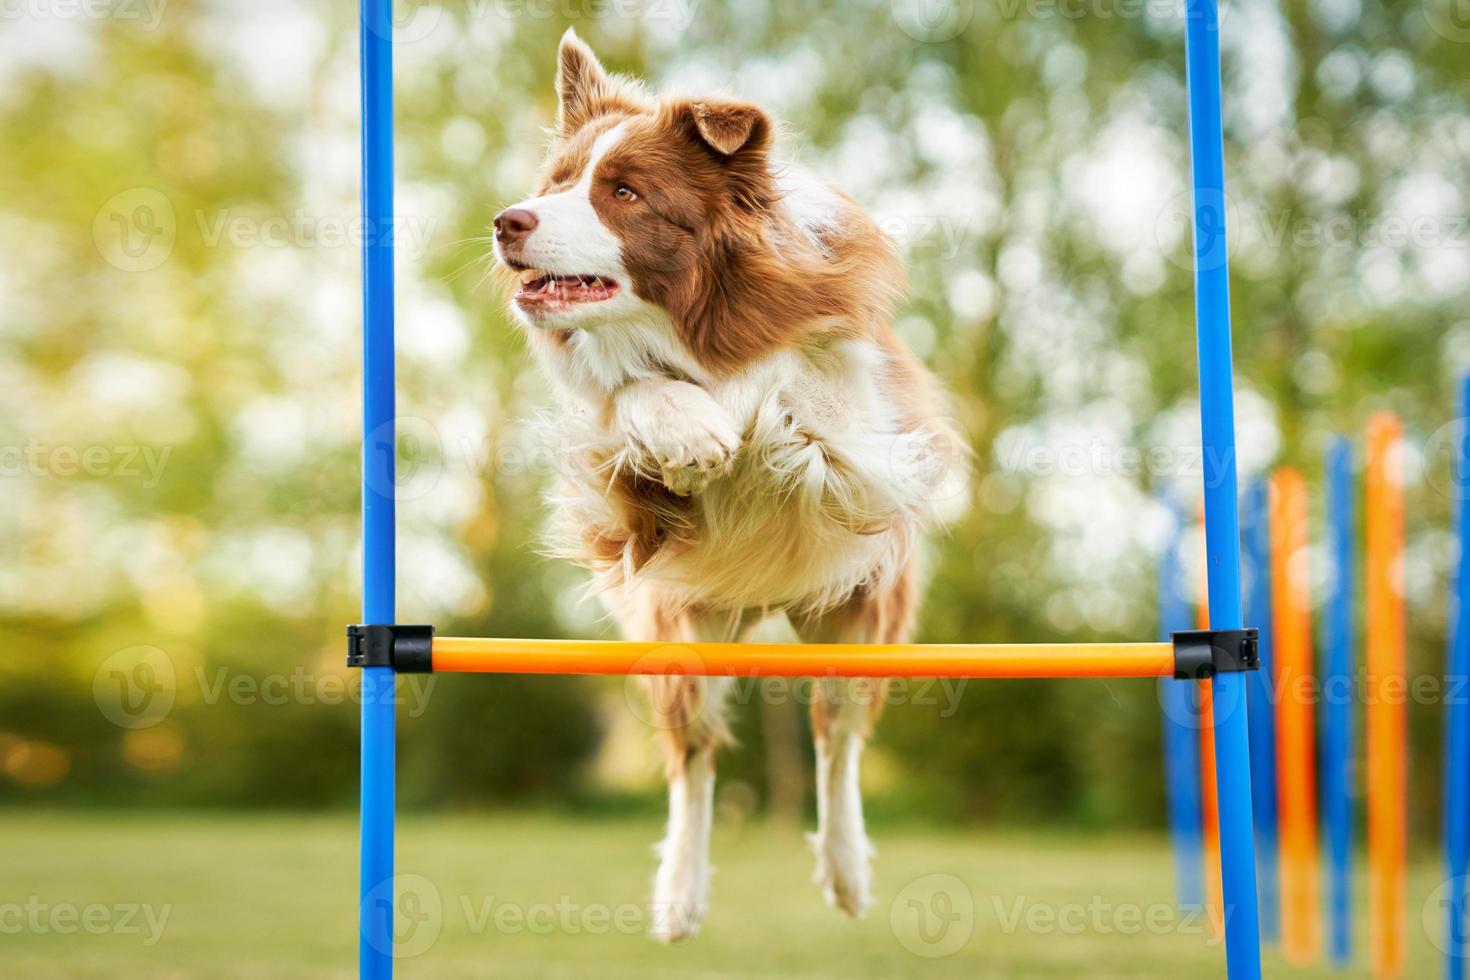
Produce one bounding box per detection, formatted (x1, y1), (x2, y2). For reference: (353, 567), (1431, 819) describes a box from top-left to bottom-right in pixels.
(492, 29), (962, 942)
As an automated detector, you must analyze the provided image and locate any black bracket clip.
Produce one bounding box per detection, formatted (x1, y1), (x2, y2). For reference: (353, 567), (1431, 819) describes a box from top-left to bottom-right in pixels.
(346, 624), (435, 673)
(1170, 628), (1260, 680)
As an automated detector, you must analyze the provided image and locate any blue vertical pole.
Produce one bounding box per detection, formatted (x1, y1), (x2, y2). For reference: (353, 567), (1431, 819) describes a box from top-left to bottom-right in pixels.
(1161, 497), (1204, 909)
(1324, 439), (1356, 967)
(1183, 3), (1262, 978)
(359, 0), (396, 977)
(1242, 480), (1280, 942)
(1446, 375), (1470, 980)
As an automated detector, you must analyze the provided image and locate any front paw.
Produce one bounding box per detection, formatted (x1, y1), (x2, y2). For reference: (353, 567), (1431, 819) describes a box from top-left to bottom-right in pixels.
(638, 415), (739, 497)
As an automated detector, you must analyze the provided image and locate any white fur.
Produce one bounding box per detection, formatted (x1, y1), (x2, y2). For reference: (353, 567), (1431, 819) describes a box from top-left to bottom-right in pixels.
(543, 336), (946, 612)
(650, 735), (717, 943)
(510, 125), (626, 274)
(565, 311), (709, 395)
(810, 694), (877, 916)
(498, 124), (671, 337)
(613, 379), (740, 496)
(775, 168), (845, 254)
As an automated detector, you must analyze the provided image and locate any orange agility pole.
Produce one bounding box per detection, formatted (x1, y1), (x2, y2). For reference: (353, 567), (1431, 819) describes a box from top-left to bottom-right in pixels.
(1198, 675), (1226, 941)
(431, 637), (1176, 678)
(1196, 527), (1225, 941)
(1272, 467), (1321, 966)
(1366, 413), (1407, 979)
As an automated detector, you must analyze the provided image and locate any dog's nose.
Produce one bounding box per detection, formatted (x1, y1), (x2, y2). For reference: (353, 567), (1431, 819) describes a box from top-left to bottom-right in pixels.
(494, 208), (538, 245)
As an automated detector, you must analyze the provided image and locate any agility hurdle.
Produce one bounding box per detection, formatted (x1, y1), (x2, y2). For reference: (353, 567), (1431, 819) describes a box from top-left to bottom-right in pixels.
(349, 1), (1263, 978)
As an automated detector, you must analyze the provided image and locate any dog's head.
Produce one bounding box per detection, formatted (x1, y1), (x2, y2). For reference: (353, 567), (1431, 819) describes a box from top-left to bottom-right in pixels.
(496, 30), (893, 376)
(494, 31), (776, 348)
(494, 31), (900, 374)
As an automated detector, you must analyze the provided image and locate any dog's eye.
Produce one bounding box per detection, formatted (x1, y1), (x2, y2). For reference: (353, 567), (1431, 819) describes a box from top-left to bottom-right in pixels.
(614, 186), (639, 203)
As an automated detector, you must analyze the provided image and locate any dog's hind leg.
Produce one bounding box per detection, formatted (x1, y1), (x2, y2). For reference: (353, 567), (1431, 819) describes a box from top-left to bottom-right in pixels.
(792, 561), (918, 918)
(618, 591), (746, 943)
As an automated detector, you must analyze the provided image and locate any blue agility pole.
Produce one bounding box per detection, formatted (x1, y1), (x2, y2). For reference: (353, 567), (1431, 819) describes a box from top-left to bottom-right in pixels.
(1160, 497), (1204, 909)
(1324, 438), (1356, 967)
(1446, 374), (1470, 980)
(1242, 479), (1280, 943)
(1183, 2), (1263, 977)
(359, 0), (397, 976)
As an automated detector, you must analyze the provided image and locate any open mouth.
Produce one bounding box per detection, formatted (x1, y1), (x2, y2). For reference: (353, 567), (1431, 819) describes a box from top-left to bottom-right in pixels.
(513, 269), (620, 312)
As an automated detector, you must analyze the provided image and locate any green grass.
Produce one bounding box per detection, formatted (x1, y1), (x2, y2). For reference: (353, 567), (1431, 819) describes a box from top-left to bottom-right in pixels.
(0, 810), (1449, 979)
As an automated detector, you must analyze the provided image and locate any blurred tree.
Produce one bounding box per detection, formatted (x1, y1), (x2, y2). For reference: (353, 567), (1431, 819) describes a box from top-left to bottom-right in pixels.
(0, 0), (1464, 834)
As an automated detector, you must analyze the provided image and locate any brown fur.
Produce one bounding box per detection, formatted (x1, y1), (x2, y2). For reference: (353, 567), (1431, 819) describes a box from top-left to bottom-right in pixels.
(611, 590), (747, 777)
(796, 557), (919, 739)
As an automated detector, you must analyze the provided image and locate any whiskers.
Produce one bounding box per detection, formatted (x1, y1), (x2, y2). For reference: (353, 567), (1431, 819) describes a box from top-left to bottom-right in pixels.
(442, 234), (516, 295)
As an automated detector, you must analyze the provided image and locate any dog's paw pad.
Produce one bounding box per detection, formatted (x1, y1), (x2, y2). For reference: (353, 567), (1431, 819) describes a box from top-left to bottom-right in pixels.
(810, 833), (875, 919)
(648, 901), (705, 944)
(822, 872), (874, 918)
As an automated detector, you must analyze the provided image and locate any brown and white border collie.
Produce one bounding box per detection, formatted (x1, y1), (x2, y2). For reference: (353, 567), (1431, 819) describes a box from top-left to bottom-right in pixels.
(493, 30), (963, 942)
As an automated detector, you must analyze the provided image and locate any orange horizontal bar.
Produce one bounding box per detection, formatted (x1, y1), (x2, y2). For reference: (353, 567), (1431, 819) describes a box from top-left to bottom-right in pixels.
(431, 637), (1175, 679)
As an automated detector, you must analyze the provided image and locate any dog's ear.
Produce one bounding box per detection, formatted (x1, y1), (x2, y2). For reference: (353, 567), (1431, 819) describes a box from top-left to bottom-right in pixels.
(556, 29), (643, 136)
(683, 100), (771, 158)
(671, 99), (775, 209)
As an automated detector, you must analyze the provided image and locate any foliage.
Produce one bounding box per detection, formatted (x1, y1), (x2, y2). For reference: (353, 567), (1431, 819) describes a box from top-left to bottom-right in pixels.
(0, 0), (1466, 830)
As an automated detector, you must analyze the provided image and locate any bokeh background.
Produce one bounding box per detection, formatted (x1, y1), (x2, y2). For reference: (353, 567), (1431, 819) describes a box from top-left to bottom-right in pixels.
(1, 0), (1468, 976)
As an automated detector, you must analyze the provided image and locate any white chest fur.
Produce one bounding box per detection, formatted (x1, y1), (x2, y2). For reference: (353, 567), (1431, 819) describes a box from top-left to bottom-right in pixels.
(537, 332), (942, 613)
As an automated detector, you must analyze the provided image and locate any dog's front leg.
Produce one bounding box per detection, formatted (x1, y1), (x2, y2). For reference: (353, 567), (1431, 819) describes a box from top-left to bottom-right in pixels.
(612, 378), (740, 496)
